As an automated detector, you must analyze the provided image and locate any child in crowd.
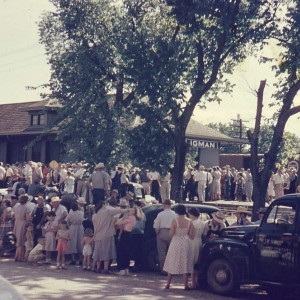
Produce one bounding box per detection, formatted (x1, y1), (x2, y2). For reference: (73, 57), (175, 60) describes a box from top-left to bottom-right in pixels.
(56, 220), (71, 269)
(28, 237), (45, 264)
(24, 223), (34, 262)
(44, 211), (58, 264)
(81, 228), (94, 271)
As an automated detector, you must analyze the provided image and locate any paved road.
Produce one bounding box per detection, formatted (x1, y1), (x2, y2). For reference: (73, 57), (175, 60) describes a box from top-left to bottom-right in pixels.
(0, 258), (269, 300)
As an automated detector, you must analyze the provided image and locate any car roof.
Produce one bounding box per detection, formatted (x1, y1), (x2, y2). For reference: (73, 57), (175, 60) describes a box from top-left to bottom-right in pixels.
(142, 202), (220, 214)
(274, 193), (300, 201)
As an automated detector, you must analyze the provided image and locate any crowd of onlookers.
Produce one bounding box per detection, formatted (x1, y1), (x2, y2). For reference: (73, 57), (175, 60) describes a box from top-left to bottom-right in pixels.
(0, 160), (299, 289)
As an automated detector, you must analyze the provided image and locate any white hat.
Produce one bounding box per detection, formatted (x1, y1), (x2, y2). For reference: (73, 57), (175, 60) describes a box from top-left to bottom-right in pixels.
(212, 211), (225, 223)
(119, 199), (128, 207)
(77, 197), (87, 204)
(51, 196), (61, 203)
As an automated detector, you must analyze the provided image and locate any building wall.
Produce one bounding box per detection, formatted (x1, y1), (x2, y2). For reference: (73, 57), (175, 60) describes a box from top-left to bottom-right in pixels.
(198, 148), (219, 167)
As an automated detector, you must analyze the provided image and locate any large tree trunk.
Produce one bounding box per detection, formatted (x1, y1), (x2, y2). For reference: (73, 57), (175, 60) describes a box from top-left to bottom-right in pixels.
(171, 128), (187, 202)
(250, 79), (300, 219)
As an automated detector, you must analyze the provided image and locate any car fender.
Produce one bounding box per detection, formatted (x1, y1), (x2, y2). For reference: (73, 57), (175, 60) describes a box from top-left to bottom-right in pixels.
(199, 238), (253, 283)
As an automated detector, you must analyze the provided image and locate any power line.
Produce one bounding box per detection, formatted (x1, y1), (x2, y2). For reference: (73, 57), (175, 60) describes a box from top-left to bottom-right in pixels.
(0, 44), (40, 59)
(0, 59), (48, 74)
(0, 54), (45, 68)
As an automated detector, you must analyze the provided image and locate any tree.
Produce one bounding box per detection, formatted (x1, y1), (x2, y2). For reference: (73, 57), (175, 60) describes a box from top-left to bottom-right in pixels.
(248, 2), (300, 213)
(120, 0), (283, 200)
(39, 0), (135, 168)
(40, 0), (284, 198)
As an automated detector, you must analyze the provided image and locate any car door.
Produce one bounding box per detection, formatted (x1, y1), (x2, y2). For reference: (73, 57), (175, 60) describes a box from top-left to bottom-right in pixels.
(255, 200), (299, 283)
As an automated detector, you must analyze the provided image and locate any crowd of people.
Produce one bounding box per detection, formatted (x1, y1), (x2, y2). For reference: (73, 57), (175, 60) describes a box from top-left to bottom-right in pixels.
(0, 160), (299, 289)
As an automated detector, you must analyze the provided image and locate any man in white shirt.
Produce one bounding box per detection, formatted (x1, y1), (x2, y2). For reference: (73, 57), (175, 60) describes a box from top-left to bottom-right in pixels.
(149, 170), (161, 202)
(195, 165), (207, 203)
(0, 162), (6, 188)
(74, 163), (86, 197)
(24, 161), (33, 184)
(273, 169), (284, 198)
(153, 199), (176, 273)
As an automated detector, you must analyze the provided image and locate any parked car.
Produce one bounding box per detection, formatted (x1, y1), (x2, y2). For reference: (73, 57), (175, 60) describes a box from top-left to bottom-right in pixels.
(141, 202), (223, 271)
(198, 194), (300, 297)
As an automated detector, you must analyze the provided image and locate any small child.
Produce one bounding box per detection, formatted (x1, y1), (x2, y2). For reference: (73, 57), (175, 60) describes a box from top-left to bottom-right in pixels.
(44, 211), (58, 264)
(28, 237), (45, 264)
(24, 223), (34, 262)
(81, 228), (94, 271)
(56, 220), (71, 269)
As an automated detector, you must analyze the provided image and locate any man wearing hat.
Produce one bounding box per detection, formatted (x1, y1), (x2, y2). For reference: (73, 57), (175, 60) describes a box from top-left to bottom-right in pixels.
(231, 206), (252, 226)
(111, 164), (128, 198)
(203, 211), (226, 241)
(51, 196), (68, 224)
(153, 199), (176, 273)
(195, 165), (208, 203)
(254, 207), (267, 225)
(77, 197), (87, 213)
(87, 163), (110, 208)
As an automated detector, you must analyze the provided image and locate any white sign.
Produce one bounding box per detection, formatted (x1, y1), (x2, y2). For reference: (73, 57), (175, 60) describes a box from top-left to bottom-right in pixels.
(185, 138), (219, 149)
(288, 161), (299, 171)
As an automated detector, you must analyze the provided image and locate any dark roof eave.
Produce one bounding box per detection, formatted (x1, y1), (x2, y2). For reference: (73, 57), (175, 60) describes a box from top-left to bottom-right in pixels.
(185, 134), (248, 144)
(0, 129), (58, 137)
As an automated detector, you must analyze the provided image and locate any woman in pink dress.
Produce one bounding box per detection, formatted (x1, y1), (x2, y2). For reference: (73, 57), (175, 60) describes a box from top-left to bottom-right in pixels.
(13, 195), (31, 261)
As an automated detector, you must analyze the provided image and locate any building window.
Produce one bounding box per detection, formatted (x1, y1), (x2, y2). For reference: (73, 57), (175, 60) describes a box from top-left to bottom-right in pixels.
(31, 114), (46, 126)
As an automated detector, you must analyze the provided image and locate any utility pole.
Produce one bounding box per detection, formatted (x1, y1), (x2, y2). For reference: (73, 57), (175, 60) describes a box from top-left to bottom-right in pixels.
(230, 114), (249, 152)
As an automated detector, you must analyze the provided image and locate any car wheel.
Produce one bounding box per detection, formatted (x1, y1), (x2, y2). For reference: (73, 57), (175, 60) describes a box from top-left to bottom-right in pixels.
(207, 258), (238, 295)
(146, 248), (160, 272)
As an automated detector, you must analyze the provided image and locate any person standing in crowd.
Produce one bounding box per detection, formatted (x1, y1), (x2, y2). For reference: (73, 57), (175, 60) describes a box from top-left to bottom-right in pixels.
(31, 195), (51, 246)
(183, 166), (195, 201)
(153, 199), (177, 274)
(288, 167), (298, 194)
(115, 206), (142, 276)
(188, 207), (206, 289)
(0, 162), (6, 188)
(211, 167), (221, 201)
(88, 163), (110, 208)
(195, 165), (207, 203)
(24, 161), (33, 185)
(0, 199), (14, 243)
(203, 211), (226, 242)
(231, 206), (252, 226)
(64, 171), (75, 194)
(244, 169), (253, 202)
(140, 169), (151, 195)
(131, 200), (146, 271)
(5, 164), (14, 187)
(92, 201), (127, 274)
(149, 170), (161, 202)
(44, 211), (58, 264)
(13, 195), (31, 262)
(235, 172), (245, 201)
(67, 202), (84, 265)
(267, 172), (275, 202)
(163, 204), (195, 290)
(82, 228), (94, 271)
(51, 196), (68, 225)
(130, 168), (141, 184)
(56, 220), (71, 269)
(160, 171), (171, 203)
(74, 163), (86, 197)
(273, 168), (284, 198)
(111, 164), (128, 198)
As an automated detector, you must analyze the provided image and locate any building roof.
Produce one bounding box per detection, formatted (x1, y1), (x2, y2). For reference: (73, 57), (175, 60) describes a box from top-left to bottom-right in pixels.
(0, 100), (59, 136)
(186, 119), (247, 144)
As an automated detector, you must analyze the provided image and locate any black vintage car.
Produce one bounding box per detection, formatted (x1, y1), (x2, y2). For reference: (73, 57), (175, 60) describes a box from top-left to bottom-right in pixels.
(141, 203), (223, 271)
(198, 194), (300, 297)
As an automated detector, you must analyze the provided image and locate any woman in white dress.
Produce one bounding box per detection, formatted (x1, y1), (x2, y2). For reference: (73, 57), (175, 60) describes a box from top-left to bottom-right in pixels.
(188, 207), (206, 289)
(163, 204), (195, 290)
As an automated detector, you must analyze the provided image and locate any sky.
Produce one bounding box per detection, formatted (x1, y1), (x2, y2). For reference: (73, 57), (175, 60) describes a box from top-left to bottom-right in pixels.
(0, 0), (299, 136)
